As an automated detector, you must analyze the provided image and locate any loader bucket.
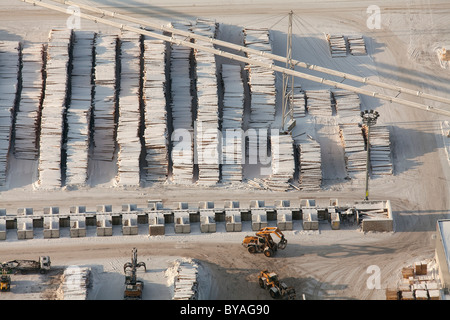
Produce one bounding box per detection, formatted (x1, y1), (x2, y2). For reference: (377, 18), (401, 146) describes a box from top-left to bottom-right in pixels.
(278, 237), (287, 250)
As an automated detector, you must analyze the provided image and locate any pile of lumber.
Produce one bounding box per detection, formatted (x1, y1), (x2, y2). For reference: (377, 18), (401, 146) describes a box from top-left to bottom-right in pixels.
(38, 28), (73, 189)
(170, 21), (194, 184)
(142, 34), (169, 184)
(298, 136), (322, 190)
(65, 31), (95, 187)
(292, 86), (306, 118)
(243, 27), (276, 128)
(171, 259), (199, 300)
(332, 90), (361, 124)
(91, 33), (117, 161)
(347, 35), (367, 56)
(116, 31), (142, 186)
(325, 34), (347, 58)
(221, 64), (244, 183)
(0, 41), (20, 186)
(192, 19), (220, 185)
(305, 90), (333, 117)
(14, 43), (44, 160)
(368, 125), (393, 175)
(60, 266), (91, 300)
(265, 133), (295, 191)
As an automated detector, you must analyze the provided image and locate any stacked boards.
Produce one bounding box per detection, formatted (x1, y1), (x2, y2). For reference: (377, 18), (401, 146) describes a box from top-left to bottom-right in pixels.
(142, 33), (169, 184)
(192, 19), (220, 185)
(368, 125), (393, 175)
(266, 133), (295, 191)
(38, 28), (73, 189)
(347, 35), (367, 56)
(169, 22), (194, 184)
(14, 43), (44, 160)
(0, 41), (20, 186)
(305, 90), (333, 117)
(298, 136), (322, 191)
(325, 34), (347, 58)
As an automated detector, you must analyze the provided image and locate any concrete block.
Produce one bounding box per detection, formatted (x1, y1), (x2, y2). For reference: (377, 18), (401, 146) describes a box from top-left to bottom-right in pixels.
(44, 217), (60, 238)
(17, 218), (33, 239)
(300, 199), (316, 207)
(122, 226), (138, 235)
(250, 200), (265, 209)
(177, 202), (189, 210)
(70, 206), (86, 214)
(199, 201), (214, 210)
(275, 200), (290, 208)
(0, 209), (6, 216)
(147, 201), (163, 210)
(96, 205), (112, 213)
(251, 209), (267, 231)
(0, 219), (6, 240)
(200, 215), (216, 233)
(70, 218), (86, 238)
(149, 224), (165, 236)
(224, 201), (240, 209)
(277, 210), (293, 231)
(330, 212), (340, 230)
(96, 216), (112, 236)
(225, 211), (242, 232)
(174, 213), (190, 234)
(303, 210), (319, 230)
(122, 204), (137, 212)
(175, 224), (191, 233)
(148, 212), (165, 225)
(44, 207), (59, 215)
(17, 208), (33, 216)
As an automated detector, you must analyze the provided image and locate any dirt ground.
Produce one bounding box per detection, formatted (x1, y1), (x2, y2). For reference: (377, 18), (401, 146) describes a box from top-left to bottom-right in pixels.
(0, 0), (449, 301)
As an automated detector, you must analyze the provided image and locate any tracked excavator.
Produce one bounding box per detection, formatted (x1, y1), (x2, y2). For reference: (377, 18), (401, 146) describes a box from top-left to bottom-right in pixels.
(242, 227), (288, 257)
(123, 248), (146, 300)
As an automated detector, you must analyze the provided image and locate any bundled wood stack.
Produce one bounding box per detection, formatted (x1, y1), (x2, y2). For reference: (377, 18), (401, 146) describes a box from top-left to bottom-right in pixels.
(91, 33), (117, 161)
(243, 27), (276, 128)
(305, 90), (333, 117)
(14, 43), (44, 160)
(142, 34), (169, 184)
(292, 86), (306, 118)
(368, 124), (393, 175)
(0, 41), (20, 186)
(298, 136), (322, 190)
(265, 133), (295, 191)
(116, 31), (142, 186)
(333, 90), (366, 179)
(221, 64), (244, 183)
(61, 266), (91, 300)
(326, 34), (347, 58)
(192, 19), (220, 185)
(170, 22), (194, 184)
(38, 28), (73, 189)
(347, 35), (367, 56)
(172, 259), (199, 300)
(65, 31), (95, 187)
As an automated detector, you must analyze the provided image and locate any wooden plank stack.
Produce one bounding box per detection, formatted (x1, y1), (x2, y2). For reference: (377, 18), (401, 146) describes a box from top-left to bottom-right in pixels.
(325, 34), (347, 58)
(368, 124), (393, 175)
(192, 19), (220, 185)
(298, 136), (322, 190)
(292, 86), (306, 118)
(170, 22), (194, 184)
(221, 64), (244, 183)
(65, 31), (95, 187)
(172, 259), (199, 300)
(305, 90), (333, 117)
(142, 34), (169, 184)
(265, 133), (295, 191)
(91, 33), (118, 161)
(38, 28), (73, 189)
(347, 35), (367, 56)
(0, 41), (20, 186)
(14, 43), (44, 160)
(116, 31), (143, 186)
(243, 27), (276, 128)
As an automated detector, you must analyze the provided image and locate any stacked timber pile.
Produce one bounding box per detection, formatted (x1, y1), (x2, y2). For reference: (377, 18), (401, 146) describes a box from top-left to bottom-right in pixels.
(14, 43), (44, 160)
(293, 86), (306, 118)
(221, 64), (244, 183)
(265, 133), (295, 191)
(0, 41), (20, 186)
(169, 21), (194, 184)
(116, 31), (142, 186)
(142, 34), (169, 184)
(325, 34), (347, 58)
(60, 266), (91, 300)
(333, 90), (365, 179)
(305, 90), (333, 117)
(368, 125), (393, 175)
(192, 19), (220, 185)
(38, 28), (73, 189)
(347, 35), (367, 56)
(166, 259), (199, 300)
(243, 27), (276, 128)
(298, 136), (322, 190)
(65, 31), (95, 187)
(91, 33), (117, 161)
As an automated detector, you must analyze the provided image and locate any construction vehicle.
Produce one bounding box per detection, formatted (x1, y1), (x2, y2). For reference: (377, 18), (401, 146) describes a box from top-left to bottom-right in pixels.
(242, 227), (288, 257)
(0, 269), (11, 292)
(258, 270), (296, 300)
(123, 248), (146, 300)
(1, 256), (51, 274)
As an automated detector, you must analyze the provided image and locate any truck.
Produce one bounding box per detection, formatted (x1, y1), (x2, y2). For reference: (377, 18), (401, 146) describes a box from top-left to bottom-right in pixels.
(2, 256), (51, 274)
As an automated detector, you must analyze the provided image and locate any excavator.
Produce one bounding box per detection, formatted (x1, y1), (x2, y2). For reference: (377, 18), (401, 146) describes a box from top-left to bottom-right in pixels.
(242, 227), (288, 257)
(258, 270), (296, 300)
(123, 248), (146, 300)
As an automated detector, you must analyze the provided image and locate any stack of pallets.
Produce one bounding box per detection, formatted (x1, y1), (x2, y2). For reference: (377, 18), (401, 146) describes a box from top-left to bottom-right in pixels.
(192, 19), (220, 185)
(326, 34), (347, 58)
(298, 136), (322, 190)
(368, 125), (393, 175)
(170, 21), (194, 184)
(305, 90), (333, 117)
(65, 31), (95, 187)
(38, 28), (73, 189)
(142, 34), (169, 184)
(116, 31), (142, 186)
(91, 33), (117, 161)
(14, 43), (44, 160)
(265, 133), (295, 191)
(0, 41), (20, 186)
(347, 35), (367, 56)
(243, 27), (276, 128)
(221, 64), (244, 183)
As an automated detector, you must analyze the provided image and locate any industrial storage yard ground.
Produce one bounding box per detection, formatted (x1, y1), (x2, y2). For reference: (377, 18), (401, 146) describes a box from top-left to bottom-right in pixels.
(0, 0), (449, 303)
